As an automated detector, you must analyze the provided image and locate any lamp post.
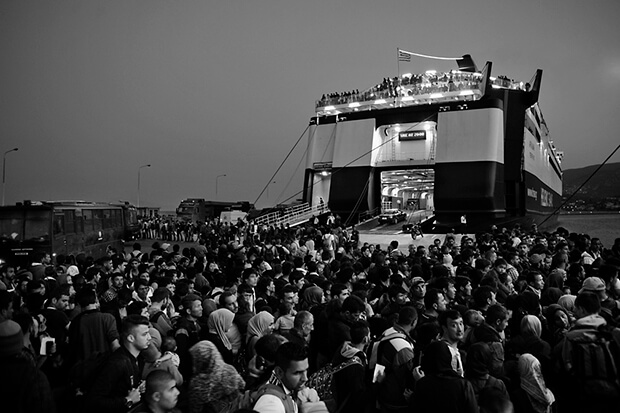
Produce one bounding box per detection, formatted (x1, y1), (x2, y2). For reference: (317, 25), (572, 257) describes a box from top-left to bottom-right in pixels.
(2, 147), (18, 206)
(137, 164), (151, 208)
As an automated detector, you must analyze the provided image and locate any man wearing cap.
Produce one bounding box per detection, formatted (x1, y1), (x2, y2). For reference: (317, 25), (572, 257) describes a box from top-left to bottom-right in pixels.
(579, 275), (619, 324)
(410, 277), (426, 314)
(0, 319), (55, 412)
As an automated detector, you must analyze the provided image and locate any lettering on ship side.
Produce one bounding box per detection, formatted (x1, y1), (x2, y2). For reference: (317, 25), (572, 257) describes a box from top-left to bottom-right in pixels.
(527, 188), (538, 200)
(541, 188), (553, 207)
(528, 141), (537, 161)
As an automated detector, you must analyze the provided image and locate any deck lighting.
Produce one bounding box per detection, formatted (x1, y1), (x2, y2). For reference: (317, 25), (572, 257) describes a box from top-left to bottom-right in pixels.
(349, 102), (360, 108)
(374, 99), (387, 104)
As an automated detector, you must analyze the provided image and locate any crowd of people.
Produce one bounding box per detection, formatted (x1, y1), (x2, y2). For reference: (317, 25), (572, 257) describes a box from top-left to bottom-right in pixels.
(315, 71), (485, 109)
(1, 214), (620, 413)
(315, 71), (529, 110)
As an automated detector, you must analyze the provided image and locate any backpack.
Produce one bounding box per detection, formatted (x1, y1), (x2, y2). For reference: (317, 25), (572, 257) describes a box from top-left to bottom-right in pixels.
(562, 325), (620, 399)
(366, 331), (408, 380)
(306, 356), (363, 400)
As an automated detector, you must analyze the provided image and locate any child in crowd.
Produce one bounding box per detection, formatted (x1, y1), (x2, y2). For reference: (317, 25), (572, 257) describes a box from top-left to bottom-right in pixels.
(274, 302), (296, 335)
(160, 336), (180, 367)
(463, 309), (485, 348)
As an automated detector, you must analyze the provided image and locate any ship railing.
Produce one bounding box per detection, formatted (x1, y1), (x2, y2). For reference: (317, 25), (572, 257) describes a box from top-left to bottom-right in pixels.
(315, 89), (482, 116)
(253, 202), (329, 228)
(315, 71), (484, 112)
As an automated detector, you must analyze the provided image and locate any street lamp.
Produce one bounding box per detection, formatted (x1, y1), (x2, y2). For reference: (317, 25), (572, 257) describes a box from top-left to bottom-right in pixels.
(216, 174), (227, 196)
(137, 164), (151, 208)
(2, 147), (18, 206)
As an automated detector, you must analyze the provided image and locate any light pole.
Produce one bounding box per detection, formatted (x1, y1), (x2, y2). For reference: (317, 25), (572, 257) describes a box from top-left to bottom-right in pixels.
(2, 147), (18, 206)
(216, 174), (226, 197)
(137, 164), (151, 208)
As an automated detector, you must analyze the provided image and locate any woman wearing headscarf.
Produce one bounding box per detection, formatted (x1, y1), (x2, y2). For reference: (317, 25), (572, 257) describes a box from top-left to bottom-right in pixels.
(411, 341), (478, 413)
(506, 315), (550, 367)
(546, 268), (566, 291)
(540, 287), (563, 306)
(299, 285), (324, 312)
(204, 308), (235, 364)
(245, 311), (274, 362)
(464, 342), (509, 402)
(511, 353), (555, 413)
(541, 304), (570, 348)
(557, 294), (576, 316)
(188, 340), (245, 413)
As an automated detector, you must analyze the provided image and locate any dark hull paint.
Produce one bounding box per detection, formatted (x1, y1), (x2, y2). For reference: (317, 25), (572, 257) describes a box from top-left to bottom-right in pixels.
(422, 165), (560, 233)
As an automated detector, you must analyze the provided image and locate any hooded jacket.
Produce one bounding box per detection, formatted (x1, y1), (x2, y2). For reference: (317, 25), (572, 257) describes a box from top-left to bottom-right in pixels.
(331, 341), (367, 413)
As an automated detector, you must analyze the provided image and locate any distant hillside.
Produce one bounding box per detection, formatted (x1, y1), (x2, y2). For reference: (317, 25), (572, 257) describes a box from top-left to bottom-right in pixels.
(563, 162), (620, 199)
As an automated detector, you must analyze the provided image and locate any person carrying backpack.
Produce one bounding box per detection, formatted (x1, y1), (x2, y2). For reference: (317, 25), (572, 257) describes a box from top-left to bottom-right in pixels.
(552, 291), (620, 412)
(371, 306), (418, 413)
(330, 321), (369, 413)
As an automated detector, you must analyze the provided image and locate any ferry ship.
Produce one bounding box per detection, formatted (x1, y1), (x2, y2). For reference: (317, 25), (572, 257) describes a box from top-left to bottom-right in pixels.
(302, 54), (563, 232)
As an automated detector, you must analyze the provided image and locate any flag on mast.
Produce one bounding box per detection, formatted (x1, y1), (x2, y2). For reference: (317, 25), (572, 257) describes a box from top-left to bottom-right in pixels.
(398, 49), (411, 62)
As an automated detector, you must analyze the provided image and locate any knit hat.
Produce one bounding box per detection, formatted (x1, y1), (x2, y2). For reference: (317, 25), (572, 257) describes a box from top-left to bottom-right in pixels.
(411, 277), (427, 285)
(0, 320), (24, 357)
(579, 277), (606, 294)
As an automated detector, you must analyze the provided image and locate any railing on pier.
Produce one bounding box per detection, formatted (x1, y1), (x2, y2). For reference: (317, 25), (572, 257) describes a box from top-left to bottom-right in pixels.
(253, 202), (329, 228)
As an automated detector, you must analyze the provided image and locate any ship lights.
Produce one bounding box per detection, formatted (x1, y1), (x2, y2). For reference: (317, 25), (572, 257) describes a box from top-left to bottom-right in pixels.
(349, 102), (360, 108)
(459, 90), (474, 96)
(430, 93), (444, 99)
(325, 106), (335, 111)
(374, 99), (387, 104)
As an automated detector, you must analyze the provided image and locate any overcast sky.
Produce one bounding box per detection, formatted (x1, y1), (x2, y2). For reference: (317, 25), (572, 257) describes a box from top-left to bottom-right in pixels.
(1, 0), (619, 211)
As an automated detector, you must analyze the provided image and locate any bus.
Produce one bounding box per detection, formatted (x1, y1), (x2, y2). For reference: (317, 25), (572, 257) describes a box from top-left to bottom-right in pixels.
(176, 199), (253, 222)
(0, 200), (139, 267)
